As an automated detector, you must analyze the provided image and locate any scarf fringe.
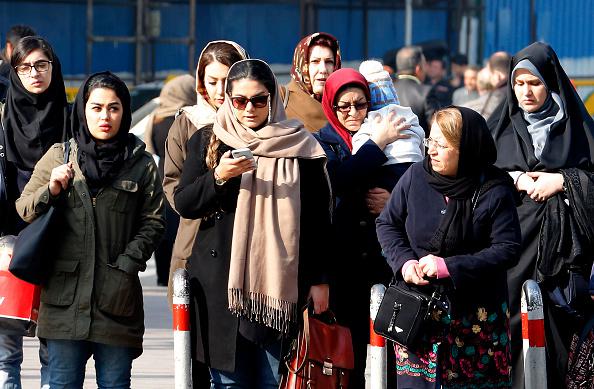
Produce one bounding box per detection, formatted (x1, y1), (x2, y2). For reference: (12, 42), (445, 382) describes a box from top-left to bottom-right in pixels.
(228, 288), (297, 333)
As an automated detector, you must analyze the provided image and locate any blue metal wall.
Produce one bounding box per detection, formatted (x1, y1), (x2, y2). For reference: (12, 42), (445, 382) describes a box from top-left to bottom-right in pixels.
(6, 1), (593, 79)
(0, 1), (449, 79)
(484, 0), (594, 76)
(0, 1), (139, 75)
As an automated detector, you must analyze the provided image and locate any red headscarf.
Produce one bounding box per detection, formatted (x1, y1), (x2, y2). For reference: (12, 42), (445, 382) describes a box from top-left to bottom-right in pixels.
(321, 68), (371, 151)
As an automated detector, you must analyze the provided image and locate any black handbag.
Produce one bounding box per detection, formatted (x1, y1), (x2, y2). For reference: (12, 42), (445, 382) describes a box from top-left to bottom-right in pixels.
(543, 268), (592, 318)
(9, 141), (70, 285)
(373, 282), (449, 348)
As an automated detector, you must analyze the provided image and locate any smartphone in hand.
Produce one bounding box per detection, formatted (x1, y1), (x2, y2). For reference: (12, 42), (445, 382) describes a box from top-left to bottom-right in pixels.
(231, 148), (254, 160)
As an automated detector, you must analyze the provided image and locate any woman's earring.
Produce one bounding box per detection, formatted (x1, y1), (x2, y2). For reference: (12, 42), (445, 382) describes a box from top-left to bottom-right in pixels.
(267, 96), (272, 124)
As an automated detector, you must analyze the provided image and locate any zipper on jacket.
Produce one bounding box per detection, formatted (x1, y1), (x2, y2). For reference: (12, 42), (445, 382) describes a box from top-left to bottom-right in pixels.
(91, 186), (107, 208)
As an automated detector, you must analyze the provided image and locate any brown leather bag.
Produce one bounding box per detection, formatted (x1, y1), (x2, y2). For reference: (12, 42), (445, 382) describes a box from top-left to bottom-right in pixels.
(280, 308), (354, 388)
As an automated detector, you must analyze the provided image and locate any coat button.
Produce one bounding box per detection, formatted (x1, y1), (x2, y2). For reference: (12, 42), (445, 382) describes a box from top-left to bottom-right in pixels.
(359, 220), (367, 228)
(210, 249), (217, 257)
(361, 252), (368, 259)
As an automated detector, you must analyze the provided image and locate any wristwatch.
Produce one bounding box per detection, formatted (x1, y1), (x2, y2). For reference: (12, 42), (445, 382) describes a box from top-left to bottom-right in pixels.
(214, 170), (227, 186)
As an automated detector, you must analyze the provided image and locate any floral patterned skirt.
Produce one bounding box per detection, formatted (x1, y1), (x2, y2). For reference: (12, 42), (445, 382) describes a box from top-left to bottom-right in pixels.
(394, 301), (512, 389)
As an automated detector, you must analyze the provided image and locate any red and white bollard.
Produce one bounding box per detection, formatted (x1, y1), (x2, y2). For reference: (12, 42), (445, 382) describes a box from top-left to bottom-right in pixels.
(365, 284), (387, 389)
(172, 268), (192, 389)
(521, 279), (547, 389)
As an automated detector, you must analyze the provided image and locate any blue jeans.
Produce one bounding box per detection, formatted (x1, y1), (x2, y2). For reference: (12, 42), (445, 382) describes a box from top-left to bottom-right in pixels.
(209, 335), (281, 389)
(46, 339), (135, 389)
(0, 334), (49, 389)
(0, 334), (21, 389)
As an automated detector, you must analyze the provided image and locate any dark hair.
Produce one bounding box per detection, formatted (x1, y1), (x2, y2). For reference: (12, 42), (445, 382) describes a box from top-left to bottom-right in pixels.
(396, 45), (424, 75)
(226, 60), (276, 101)
(488, 51), (511, 75)
(333, 83), (367, 107)
(6, 25), (36, 49)
(10, 36), (55, 67)
(451, 53), (468, 66)
(197, 42), (244, 84)
(84, 72), (130, 108)
(309, 36), (338, 60)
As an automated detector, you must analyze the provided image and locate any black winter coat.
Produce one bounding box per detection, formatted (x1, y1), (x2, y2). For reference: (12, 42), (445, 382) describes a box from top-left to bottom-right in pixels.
(0, 112), (16, 236)
(314, 123), (398, 387)
(174, 125), (331, 372)
(376, 162), (522, 310)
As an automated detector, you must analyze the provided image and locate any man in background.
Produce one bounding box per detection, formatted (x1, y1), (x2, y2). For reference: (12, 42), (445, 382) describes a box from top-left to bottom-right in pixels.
(452, 65), (479, 105)
(424, 53), (453, 107)
(394, 45), (438, 135)
(0, 25), (36, 100)
(450, 52), (468, 89)
(483, 51), (512, 122)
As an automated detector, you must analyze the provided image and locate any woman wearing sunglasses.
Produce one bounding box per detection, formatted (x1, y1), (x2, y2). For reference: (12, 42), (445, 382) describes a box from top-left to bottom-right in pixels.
(0, 35), (68, 389)
(314, 67), (410, 386)
(174, 59), (331, 387)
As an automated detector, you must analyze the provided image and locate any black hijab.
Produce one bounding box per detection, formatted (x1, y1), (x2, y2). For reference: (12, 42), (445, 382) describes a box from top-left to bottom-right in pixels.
(493, 42), (594, 172)
(3, 53), (68, 171)
(71, 71), (133, 195)
(423, 106), (513, 256)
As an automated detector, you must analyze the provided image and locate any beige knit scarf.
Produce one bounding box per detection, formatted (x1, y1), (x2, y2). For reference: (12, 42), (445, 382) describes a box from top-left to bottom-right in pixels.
(213, 60), (326, 332)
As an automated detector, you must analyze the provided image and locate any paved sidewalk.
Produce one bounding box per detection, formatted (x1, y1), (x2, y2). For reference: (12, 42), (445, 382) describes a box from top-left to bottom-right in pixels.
(21, 259), (175, 388)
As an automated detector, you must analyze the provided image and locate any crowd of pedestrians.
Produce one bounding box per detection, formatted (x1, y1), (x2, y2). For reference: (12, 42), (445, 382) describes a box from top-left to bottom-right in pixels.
(0, 23), (593, 389)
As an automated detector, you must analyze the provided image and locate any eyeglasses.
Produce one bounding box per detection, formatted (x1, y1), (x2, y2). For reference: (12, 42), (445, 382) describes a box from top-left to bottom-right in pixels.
(422, 137), (449, 150)
(333, 101), (369, 114)
(15, 60), (52, 75)
(229, 94), (270, 110)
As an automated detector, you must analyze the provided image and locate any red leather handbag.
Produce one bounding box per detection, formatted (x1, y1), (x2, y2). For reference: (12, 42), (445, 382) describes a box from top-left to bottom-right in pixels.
(280, 308), (354, 389)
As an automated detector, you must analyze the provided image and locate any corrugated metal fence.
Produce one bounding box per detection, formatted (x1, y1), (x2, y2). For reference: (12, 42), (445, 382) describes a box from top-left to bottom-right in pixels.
(0, 1), (448, 80)
(1, 1), (593, 81)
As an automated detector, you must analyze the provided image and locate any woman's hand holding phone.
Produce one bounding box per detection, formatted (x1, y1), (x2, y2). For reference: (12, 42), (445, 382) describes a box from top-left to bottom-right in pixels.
(214, 150), (256, 181)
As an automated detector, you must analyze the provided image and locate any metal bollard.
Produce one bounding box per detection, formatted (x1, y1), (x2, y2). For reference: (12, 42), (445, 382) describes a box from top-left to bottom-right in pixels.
(365, 284), (387, 389)
(521, 279), (547, 389)
(172, 268), (192, 389)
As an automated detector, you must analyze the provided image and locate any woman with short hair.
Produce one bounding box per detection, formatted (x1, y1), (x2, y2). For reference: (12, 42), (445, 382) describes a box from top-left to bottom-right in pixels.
(377, 106), (521, 388)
